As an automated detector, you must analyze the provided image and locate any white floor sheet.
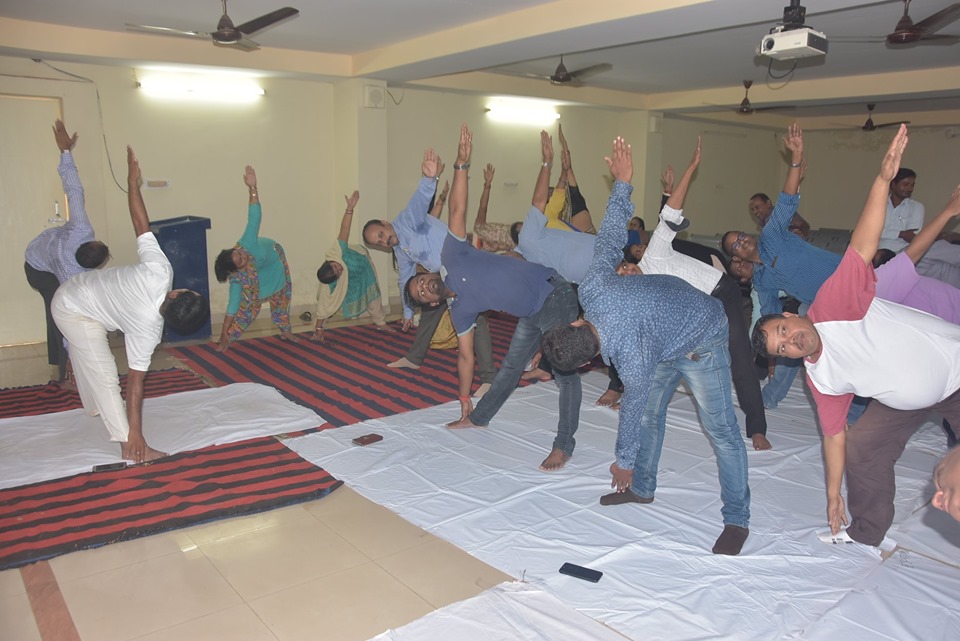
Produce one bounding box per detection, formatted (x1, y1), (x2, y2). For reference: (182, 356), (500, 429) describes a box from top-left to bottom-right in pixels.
(0, 382), (323, 489)
(288, 370), (959, 641)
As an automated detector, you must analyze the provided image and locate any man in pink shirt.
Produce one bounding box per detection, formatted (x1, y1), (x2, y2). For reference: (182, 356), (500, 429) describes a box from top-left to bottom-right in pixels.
(752, 126), (960, 547)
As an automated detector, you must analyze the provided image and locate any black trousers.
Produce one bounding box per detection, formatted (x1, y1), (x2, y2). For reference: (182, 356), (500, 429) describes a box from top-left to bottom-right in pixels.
(24, 261), (67, 380)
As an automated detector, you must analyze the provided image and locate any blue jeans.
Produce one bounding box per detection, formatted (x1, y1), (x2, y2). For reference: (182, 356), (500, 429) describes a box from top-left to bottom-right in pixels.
(761, 358), (801, 409)
(632, 329), (751, 528)
(470, 280), (582, 456)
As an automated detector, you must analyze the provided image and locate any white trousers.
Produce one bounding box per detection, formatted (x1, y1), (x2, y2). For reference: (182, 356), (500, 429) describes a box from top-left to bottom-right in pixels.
(916, 239), (960, 289)
(51, 290), (129, 442)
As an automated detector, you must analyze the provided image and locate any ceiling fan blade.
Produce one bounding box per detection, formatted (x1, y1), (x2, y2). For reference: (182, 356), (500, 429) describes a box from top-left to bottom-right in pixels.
(917, 33), (960, 43)
(568, 63), (613, 80)
(751, 105), (795, 112)
(874, 120), (911, 129)
(237, 7), (300, 35)
(216, 35), (260, 51)
(912, 3), (960, 35)
(125, 23), (210, 41)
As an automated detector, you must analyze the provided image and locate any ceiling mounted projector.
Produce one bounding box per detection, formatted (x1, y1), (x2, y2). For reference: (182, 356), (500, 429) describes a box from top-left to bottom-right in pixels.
(758, 26), (828, 60)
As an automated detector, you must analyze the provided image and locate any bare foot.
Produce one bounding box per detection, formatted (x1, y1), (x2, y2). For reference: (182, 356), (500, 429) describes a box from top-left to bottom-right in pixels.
(120, 439), (167, 464)
(539, 448), (571, 471)
(375, 324), (397, 334)
(388, 357), (421, 370)
(610, 402), (621, 411)
(596, 389), (622, 407)
(279, 331), (301, 343)
(57, 377), (78, 393)
(521, 367), (552, 382)
(447, 417), (483, 429)
(473, 382), (492, 399)
(751, 434), (773, 451)
(599, 488), (653, 506)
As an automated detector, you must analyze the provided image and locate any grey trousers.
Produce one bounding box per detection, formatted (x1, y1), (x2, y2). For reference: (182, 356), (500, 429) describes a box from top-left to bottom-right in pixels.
(405, 303), (496, 383)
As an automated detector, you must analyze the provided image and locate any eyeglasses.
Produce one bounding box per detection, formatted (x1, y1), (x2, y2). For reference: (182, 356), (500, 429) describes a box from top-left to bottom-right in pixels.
(730, 232), (748, 254)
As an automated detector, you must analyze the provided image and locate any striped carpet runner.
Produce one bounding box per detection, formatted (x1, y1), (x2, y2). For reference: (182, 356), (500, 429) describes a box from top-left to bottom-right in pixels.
(0, 437), (341, 570)
(167, 313), (531, 426)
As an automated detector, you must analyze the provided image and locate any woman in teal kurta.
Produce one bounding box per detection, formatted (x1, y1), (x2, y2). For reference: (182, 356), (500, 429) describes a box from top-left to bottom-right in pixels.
(213, 165), (299, 351)
(312, 191), (394, 342)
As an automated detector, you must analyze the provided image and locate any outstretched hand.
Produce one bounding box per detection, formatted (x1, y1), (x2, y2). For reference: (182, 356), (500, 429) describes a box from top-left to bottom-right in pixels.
(558, 122), (569, 153)
(540, 130), (554, 165)
(244, 165), (257, 189)
(53, 119), (78, 151)
(126, 146), (142, 186)
(483, 163), (495, 184)
(783, 122), (803, 156)
(456, 123), (472, 164)
(688, 136), (702, 171)
(422, 148), (440, 178)
(945, 183), (960, 217)
(879, 124), (909, 182)
(661, 165), (675, 192)
(345, 190), (360, 211)
(604, 136), (632, 184)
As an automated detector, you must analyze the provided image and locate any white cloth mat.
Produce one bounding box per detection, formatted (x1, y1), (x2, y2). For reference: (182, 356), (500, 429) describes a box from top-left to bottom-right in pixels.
(370, 581), (627, 641)
(0, 382), (323, 489)
(288, 370), (958, 641)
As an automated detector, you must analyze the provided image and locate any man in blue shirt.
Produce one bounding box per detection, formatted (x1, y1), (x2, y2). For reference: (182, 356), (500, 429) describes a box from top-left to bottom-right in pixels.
(406, 125), (581, 472)
(542, 136), (750, 555)
(722, 124), (840, 410)
(362, 148), (495, 393)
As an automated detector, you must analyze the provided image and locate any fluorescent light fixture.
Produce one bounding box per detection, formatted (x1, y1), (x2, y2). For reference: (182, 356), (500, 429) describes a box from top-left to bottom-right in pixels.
(137, 70), (264, 103)
(486, 99), (560, 126)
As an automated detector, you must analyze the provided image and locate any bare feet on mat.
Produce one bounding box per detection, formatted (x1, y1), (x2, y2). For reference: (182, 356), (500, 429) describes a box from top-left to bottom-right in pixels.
(521, 367), (552, 382)
(388, 357), (421, 370)
(596, 390), (621, 407)
(375, 324), (397, 334)
(751, 434), (772, 451)
(599, 489), (653, 505)
(447, 417), (482, 429)
(279, 331), (301, 343)
(539, 448), (571, 471)
(120, 436), (167, 464)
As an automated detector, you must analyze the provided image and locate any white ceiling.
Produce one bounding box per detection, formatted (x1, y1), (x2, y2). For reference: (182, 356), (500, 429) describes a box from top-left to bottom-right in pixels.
(1, 0), (959, 124)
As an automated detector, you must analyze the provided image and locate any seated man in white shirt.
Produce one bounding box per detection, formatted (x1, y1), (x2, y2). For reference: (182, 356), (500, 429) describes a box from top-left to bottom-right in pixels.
(52, 147), (209, 463)
(752, 126), (960, 547)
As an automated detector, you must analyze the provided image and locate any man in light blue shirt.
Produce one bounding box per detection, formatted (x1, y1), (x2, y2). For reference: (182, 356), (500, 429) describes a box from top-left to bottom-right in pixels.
(362, 149), (494, 388)
(542, 136), (750, 555)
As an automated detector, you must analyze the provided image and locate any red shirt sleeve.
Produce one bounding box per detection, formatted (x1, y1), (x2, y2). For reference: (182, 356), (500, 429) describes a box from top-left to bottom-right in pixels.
(807, 246), (875, 324)
(807, 374), (853, 437)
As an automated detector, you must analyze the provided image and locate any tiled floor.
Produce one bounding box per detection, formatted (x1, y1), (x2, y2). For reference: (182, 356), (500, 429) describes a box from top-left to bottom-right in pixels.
(0, 315), (513, 641)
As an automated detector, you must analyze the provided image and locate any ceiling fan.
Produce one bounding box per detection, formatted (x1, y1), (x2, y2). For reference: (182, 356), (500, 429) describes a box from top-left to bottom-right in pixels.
(501, 56), (612, 87)
(125, 0), (299, 52)
(885, 0), (960, 45)
(733, 80), (794, 115)
(858, 104), (910, 131)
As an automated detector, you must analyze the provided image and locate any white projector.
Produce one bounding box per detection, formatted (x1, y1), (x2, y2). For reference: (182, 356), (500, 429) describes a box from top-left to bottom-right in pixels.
(758, 27), (828, 60)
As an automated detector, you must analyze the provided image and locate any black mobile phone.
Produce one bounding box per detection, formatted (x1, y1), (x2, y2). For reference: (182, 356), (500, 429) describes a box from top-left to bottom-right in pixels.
(559, 562), (603, 583)
(92, 462), (128, 472)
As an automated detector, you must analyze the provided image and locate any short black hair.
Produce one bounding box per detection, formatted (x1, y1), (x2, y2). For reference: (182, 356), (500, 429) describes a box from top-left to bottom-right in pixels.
(749, 193), (771, 204)
(402, 274), (420, 309)
(162, 291), (210, 335)
(214, 249), (237, 283)
(751, 313), (784, 358)
(510, 222), (522, 246)
(541, 323), (599, 372)
(75, 241), (110, 268)
(362, 219), (383, 245)
(317, 260), (339, 284)
(892, 168), (916, 183)
(629, 216), (645, 230)
(623, 246), (640, 264)
(872, 249), (896, 268)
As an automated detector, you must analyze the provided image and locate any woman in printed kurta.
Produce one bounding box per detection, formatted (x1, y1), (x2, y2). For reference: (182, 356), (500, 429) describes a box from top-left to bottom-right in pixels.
(312, 191), (395, 342)
(213, 165), (299, 351)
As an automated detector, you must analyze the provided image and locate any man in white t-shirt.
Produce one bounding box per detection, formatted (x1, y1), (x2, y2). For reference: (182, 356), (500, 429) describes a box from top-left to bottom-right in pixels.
(752, 126), (960, 547)
(52, 147), (209, 463)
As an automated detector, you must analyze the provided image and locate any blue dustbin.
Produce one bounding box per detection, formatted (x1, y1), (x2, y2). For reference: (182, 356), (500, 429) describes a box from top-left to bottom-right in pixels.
(150, 216), (212, 342)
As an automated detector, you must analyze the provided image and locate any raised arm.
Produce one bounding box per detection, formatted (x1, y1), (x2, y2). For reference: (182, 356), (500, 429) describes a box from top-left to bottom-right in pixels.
(53, 120), (88, 231)
(126, 146), (150, 237)
(849, 124), (909, 265)
(904, 183), (960, 264)
(666, 137), (701, 211)
(475, 163), (495, 226)
(447, 123), (472, 239)
(532, 130), (553, 212)
(337, 190), (360, 242)
(593, 137), (634, 269)
(781, 123), (804, 196)
(430, 180), (449, 219)
(238, 165), (262, 247)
